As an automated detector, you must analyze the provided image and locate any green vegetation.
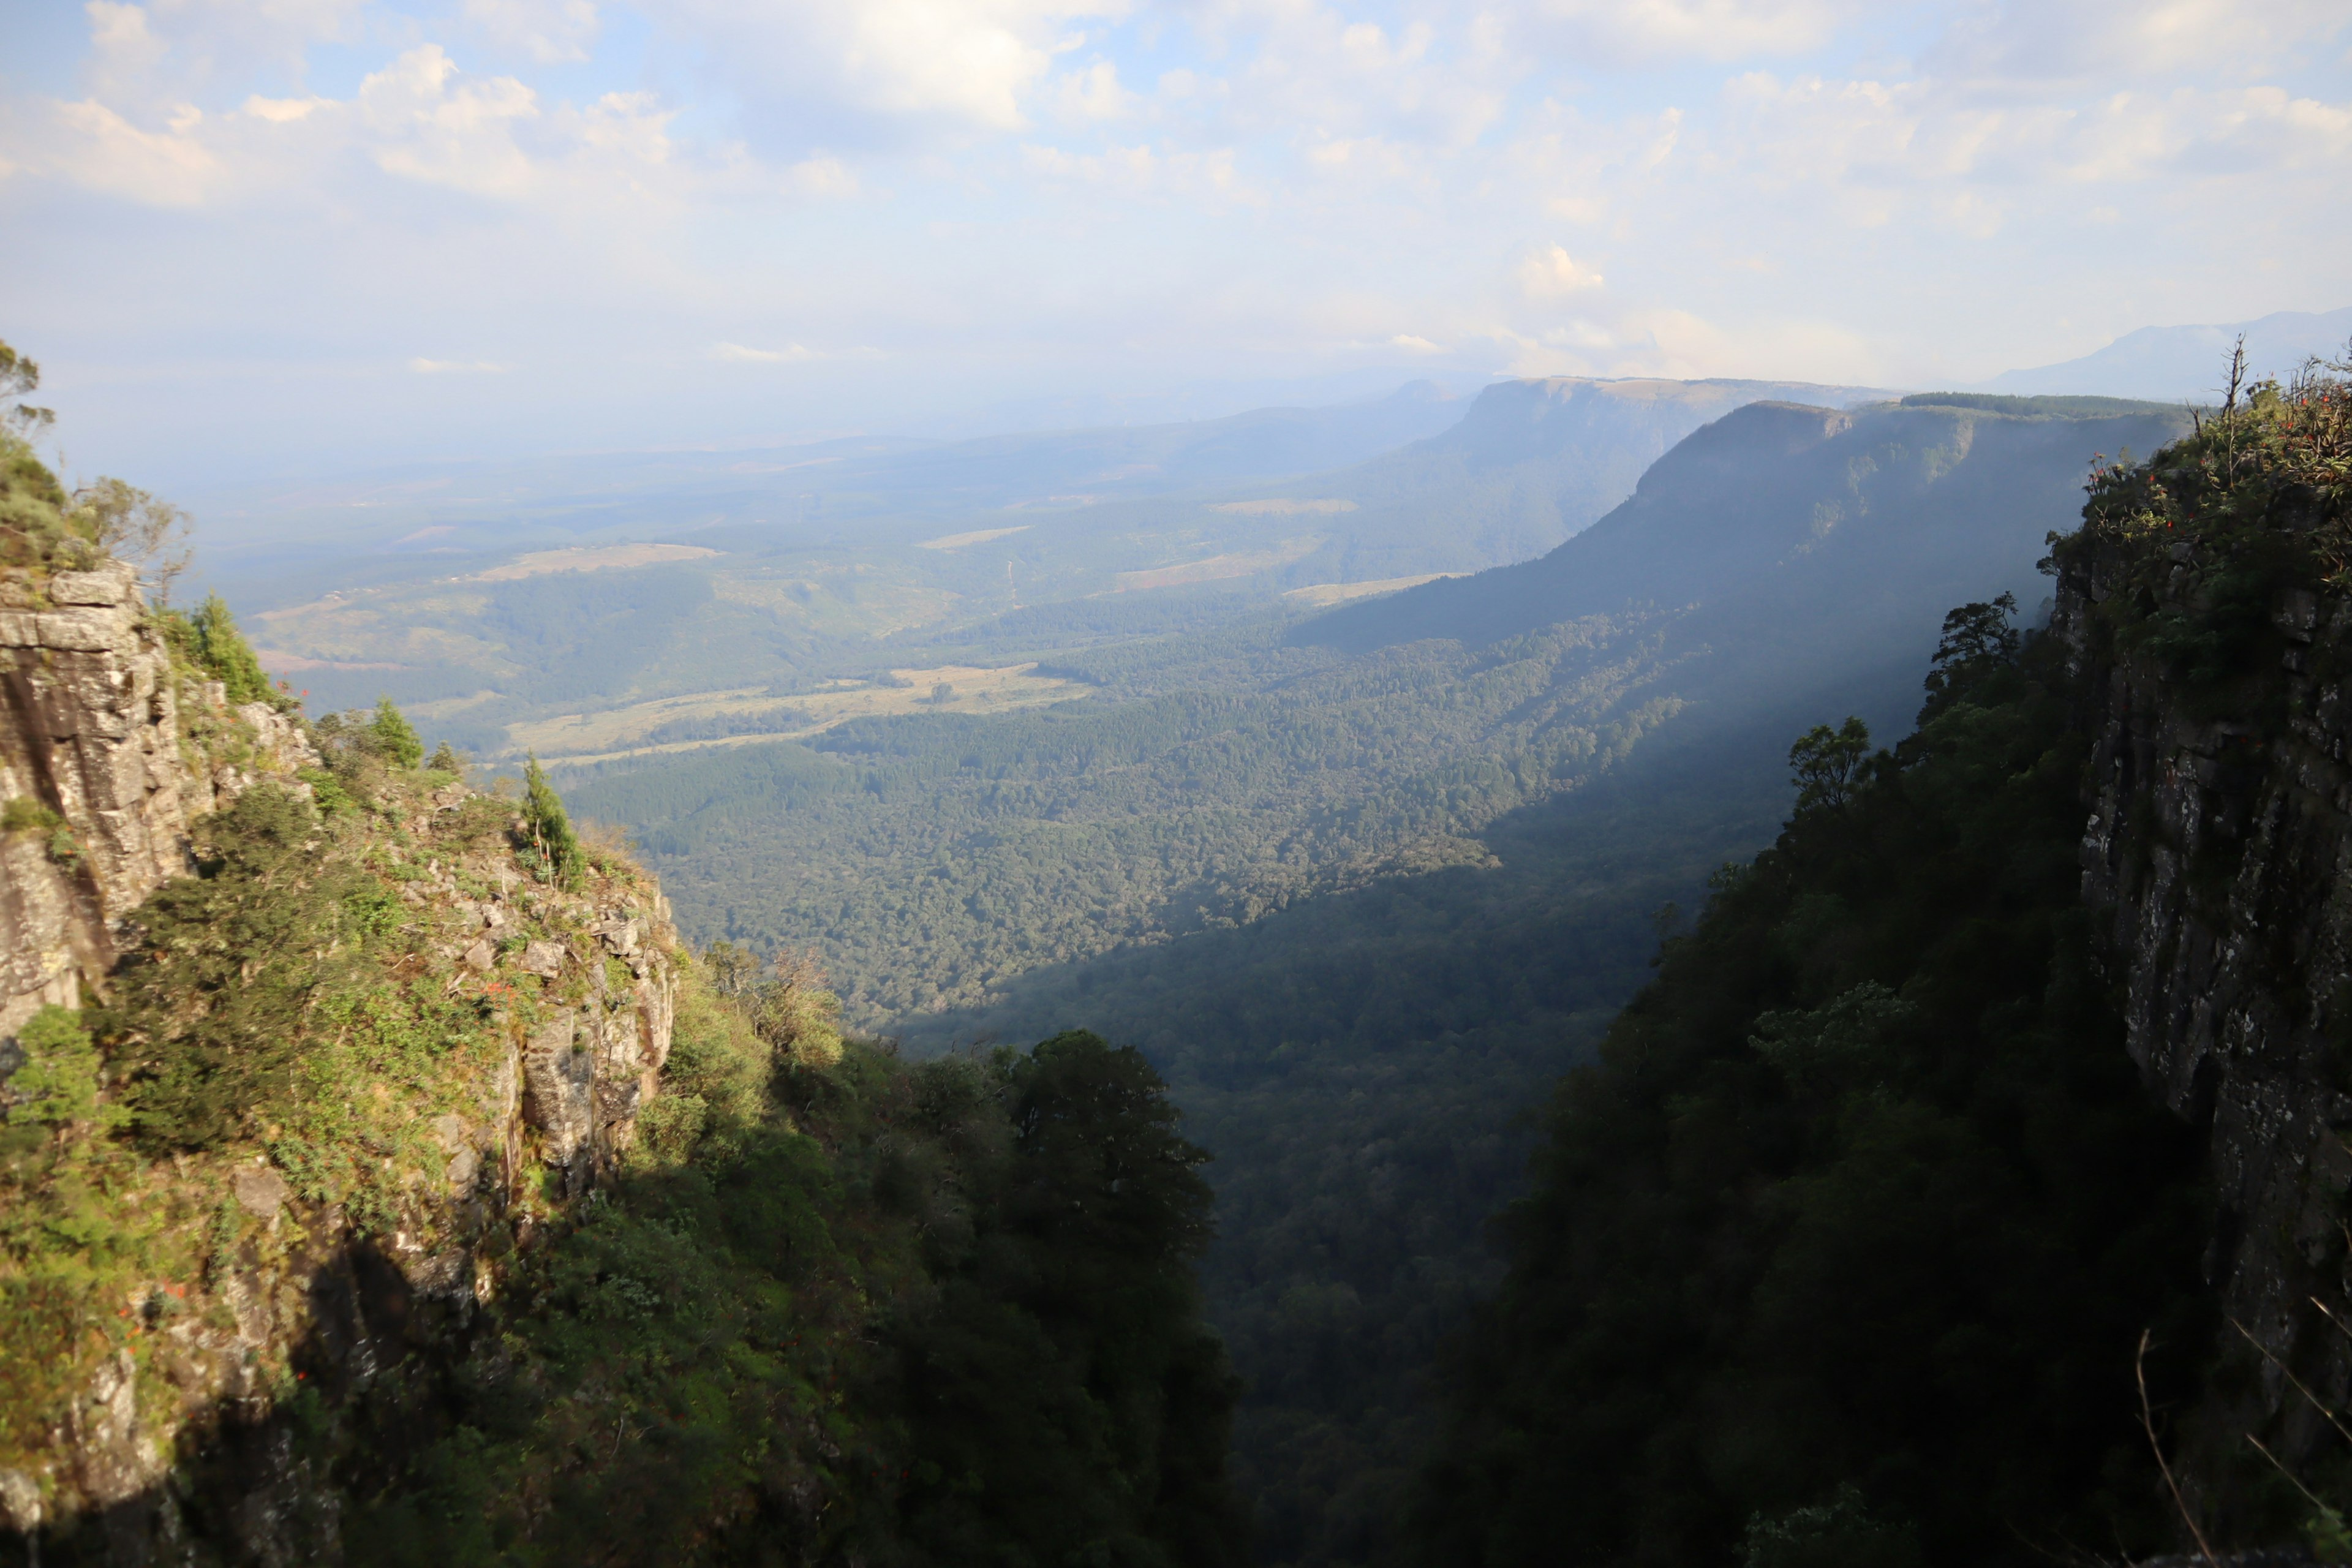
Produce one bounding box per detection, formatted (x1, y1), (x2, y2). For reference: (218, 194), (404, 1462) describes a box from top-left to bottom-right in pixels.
(2056, 346), (2351, 695)
(161, 591), (290, 707)
(0, 1006), (145, 1464)
(5, 737), (1243, 1561)
(1, 338), (92, 570)
(552, 394), (2195, 1562)
(370, 695), (426, 767)
(1408, 606), (2214, 1567)
(318, 1025), (1245, 1567)
(565, 612), (1692, 1022)
(523, 752), (586, 888)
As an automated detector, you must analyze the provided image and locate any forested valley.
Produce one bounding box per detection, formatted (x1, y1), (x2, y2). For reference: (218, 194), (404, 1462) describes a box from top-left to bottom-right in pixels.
(19, 345), (2352, 1568)
(556, 390), (2205, 1560)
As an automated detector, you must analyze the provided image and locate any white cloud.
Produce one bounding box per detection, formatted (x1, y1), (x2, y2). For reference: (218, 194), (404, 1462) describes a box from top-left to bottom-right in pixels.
(1519, 244), (1604, 298)
(357, 46), (540, 197)
(639, 0), (1130, 140)
(8, 0), (2351, 481)
(712, 341), (815, 362)
(1513, 0), (1867, 64)
(1021, 139), (1256, 200)
(1926, 0), (2352, 82)
(711, 341), (884, 361)
(1054, 60), (1134, 121)
(465, 0), (602, 64)
(409, 357), (512, 373)
(36, 97), (219, 206)
(243, 93), (328, 122)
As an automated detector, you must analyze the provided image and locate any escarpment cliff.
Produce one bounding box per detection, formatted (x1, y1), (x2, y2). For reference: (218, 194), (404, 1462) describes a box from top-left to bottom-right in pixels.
(1, 560), (314, 1039)
(0, 556), (694, 1558)
(2051, 371), (2352, 1532)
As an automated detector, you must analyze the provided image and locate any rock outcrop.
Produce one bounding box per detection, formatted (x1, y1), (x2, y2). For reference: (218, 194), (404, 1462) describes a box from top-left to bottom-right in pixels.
(0, 561), (316, 1039)
(2057, 538), (2352, 1496)
(0, 560), (684, 1559)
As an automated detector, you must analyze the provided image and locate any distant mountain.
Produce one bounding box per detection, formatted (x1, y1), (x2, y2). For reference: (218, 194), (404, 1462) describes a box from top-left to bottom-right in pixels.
(235, 374), (1892, 747)
(190, 380), (1476, 564)
(1300, 391), (2192, 667)
(1977, 306), (2352, 400)
(1234, 375), (1890, 579)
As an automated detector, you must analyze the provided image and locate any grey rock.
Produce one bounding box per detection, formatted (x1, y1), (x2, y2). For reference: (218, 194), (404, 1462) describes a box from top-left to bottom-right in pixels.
(0, 1468), (40, 1531)
(233, 1165), (291, 1218)
(47, 566), (134, 606)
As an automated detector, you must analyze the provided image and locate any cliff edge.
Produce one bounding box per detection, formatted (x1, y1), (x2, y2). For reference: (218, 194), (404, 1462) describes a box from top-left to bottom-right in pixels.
(2051, 361), (2352, 1532)
(0, 554), (685, 1555)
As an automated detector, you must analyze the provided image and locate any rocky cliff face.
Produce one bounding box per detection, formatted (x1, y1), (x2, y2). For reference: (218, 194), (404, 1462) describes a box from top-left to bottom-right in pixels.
(0, 562), (683, 1561)
(1, 561), (314, 1041)
(2054, 467), (2352, 1509)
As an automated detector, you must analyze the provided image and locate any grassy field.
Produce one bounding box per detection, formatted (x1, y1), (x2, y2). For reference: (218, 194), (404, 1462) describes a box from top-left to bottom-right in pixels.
(519, 662), (1087, 765)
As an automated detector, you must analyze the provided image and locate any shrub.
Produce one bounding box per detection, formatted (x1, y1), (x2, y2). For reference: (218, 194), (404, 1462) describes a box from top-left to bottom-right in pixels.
(369, 697), (424, 769)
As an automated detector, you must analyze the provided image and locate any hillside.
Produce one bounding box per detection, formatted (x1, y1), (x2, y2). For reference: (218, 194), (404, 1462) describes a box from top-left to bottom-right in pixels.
(559, 390), (2191, 1562)
(1415, 358), (2352, 1564)
(210, 375), (1885, 764)
(572, 393), (2190, 1025)
(0, 419), (1243, 1561)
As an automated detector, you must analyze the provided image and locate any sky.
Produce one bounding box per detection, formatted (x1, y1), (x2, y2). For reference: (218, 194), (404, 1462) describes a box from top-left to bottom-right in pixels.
(2, 0), (2349, 488)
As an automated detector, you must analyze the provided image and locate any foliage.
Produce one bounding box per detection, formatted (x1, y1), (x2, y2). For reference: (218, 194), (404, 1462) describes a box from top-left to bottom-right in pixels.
(1, 338), (55, 440)
(70, 477), (191, 604)
(92, 785), (493, 1214)
(1, 796), (64, 834)
(2053, 344), (2351, 693)
(1409, 612), (2215, 1568)
(4, 733), (1242, 1561)
(325, 1023), (1245, 1566)
(369, 696), (425, 768)
(1787, 716), (1871, 814)
(1, 1005), (163, 1468)
(170, 591), (288, 707)
(704, 941), (843, 1066)
(522, 753), (585, 889)
(0, 429), (89, 571)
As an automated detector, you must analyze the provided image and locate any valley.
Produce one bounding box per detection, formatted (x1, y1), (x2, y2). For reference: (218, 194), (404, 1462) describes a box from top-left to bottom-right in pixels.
(14, 347), (2352, 1568)
(10, 1), (2348, 1560)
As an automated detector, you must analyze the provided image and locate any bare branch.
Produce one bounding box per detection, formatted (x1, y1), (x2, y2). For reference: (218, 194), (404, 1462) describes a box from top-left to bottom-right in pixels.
(2140, 1327), (2220, 1568)
(2230, 1316), (2352, 1447)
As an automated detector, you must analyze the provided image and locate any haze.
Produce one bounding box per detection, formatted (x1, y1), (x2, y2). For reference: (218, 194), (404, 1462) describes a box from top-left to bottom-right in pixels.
(3, 0), (2349, 492)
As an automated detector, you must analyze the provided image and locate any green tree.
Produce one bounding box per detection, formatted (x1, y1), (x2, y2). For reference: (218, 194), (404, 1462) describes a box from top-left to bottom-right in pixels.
(1787, 715), (1871, 814)
(369, 697), (424, 769)
(522, 753), (584, 888)
(186, 592), (281, 707)
(9, 1006), (118, 1140)
(1410, 621), (2212, 1568)
(0, 339), (54, 440)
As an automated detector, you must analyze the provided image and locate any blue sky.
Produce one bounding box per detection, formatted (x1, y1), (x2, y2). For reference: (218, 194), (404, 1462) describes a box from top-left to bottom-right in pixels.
(2, 0), (2348, 487)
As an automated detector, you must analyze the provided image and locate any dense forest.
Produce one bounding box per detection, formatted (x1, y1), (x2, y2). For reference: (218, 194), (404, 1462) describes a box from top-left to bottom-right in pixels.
(556, 394), (2189, 1562)
(1411, 603), (2215, 1566)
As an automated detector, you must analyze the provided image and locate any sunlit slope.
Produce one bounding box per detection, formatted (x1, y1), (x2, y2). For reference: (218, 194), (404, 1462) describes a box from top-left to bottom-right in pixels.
(560, 393), (2184, 1027)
